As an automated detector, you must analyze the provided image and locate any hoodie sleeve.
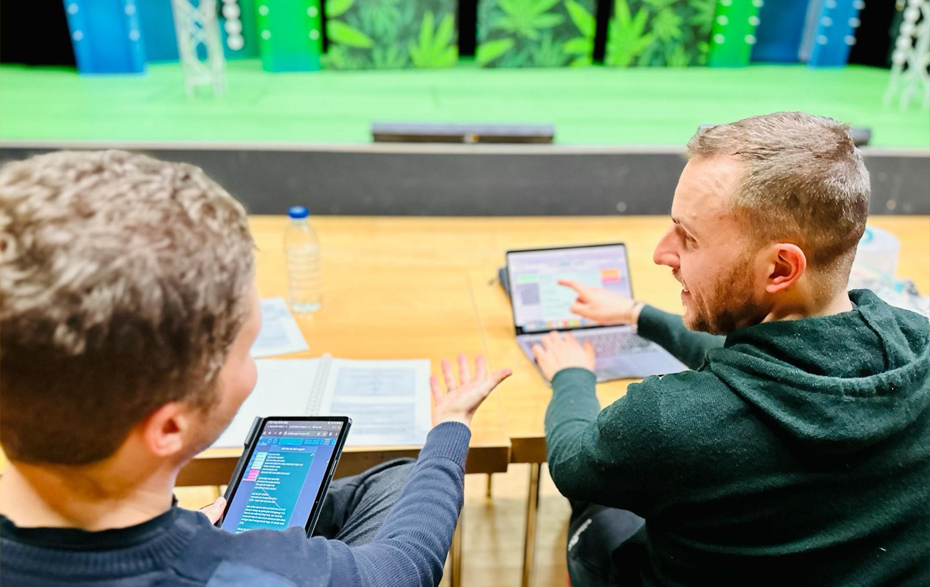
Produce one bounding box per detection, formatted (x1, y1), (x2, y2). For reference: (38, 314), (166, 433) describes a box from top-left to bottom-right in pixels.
(544, 368), (665, 512)
(638, 305), (724, 369)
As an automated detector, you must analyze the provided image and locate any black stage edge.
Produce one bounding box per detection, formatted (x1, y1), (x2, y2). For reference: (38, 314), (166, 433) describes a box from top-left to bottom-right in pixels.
(2, 142), (927, 216)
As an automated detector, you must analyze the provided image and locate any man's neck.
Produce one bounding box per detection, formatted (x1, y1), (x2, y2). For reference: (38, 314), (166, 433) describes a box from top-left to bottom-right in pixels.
(762, 288), (853, 324)
(0, 458), (177, 531)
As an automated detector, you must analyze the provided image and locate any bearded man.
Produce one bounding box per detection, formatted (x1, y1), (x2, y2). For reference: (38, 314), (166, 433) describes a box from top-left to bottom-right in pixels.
(532, 112), (930, 587)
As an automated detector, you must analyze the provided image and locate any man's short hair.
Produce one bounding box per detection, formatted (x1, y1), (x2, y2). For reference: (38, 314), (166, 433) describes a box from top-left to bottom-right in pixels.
(0, 150), (255, 465)
(688, 112), (870, 289)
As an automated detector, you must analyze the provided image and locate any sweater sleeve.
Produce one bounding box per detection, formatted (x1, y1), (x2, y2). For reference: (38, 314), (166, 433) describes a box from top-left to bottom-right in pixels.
(637, 305), (724, 369)
(544, 368), (665, 513)
(196, 423), (471, 587)
(347, 421), (470, 587)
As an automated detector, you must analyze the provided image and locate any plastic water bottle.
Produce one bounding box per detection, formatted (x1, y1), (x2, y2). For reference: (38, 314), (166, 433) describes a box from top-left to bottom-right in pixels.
(285, 206), (322, 313)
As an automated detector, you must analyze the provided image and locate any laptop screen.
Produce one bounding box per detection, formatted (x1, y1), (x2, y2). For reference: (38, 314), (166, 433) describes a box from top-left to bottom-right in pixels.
(507, 244), (632, 334)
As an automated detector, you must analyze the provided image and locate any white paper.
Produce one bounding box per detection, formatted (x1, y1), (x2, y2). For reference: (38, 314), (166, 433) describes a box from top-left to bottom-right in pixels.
(250, 298), (309, 358)
(324, 359), (432, 447)
(211, 359), (320, 448)
(209, 357), (432, 450)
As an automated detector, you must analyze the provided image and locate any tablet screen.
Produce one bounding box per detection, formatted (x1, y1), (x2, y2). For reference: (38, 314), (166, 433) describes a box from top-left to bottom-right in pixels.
(220, 418), (347, 533)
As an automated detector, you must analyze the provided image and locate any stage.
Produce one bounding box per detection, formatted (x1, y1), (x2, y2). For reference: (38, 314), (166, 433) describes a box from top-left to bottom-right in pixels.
(2, 60), (928, 215)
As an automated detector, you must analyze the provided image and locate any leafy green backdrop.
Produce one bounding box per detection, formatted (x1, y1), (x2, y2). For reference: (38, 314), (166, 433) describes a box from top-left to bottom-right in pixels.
(476, 0), (597, 68)
(323, 0), (458, 69)
(604, 0), (717, 67)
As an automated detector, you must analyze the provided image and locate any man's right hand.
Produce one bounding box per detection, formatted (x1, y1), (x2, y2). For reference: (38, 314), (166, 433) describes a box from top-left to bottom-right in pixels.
(430, 354), (511, 427)
(558, 279), (644, 325)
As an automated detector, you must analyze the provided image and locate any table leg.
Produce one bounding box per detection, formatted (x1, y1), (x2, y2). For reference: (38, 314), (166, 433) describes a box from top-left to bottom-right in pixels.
(486, 474), (493, 498)
(451, 514), (463, 587)
(521, 463), (542, 587)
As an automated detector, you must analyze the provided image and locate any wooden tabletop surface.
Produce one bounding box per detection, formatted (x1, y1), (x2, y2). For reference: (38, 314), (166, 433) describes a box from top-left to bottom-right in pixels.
(3, 216), (926, 480)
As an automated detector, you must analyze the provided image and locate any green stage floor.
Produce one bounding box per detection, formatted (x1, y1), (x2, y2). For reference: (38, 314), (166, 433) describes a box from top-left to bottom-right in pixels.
(1, 60), (928, 148)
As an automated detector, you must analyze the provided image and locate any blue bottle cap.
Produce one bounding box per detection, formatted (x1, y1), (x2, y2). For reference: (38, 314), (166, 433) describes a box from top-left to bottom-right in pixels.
(288, 206), (309, 219)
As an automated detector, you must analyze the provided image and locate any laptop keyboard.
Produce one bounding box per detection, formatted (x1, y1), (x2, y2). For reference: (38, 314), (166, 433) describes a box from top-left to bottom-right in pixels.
(574, 331), (653, 358)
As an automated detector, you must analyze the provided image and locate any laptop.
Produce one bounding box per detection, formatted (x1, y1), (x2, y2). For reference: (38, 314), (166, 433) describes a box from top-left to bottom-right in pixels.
(505, 243), (687, 383)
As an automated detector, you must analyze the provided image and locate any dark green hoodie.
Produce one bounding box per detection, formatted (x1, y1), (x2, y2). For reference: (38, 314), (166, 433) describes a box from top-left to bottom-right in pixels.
(545, 290), (929, 587)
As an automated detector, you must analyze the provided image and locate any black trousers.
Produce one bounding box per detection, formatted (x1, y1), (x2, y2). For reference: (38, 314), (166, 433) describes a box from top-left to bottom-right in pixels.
(567, 502), (647, 587)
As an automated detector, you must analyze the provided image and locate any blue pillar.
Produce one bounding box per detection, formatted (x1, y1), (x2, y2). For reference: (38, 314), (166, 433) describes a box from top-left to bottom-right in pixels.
(63, 0), (147, 74)
(138, 0), (180, 61)
(807, 0), (864, 67)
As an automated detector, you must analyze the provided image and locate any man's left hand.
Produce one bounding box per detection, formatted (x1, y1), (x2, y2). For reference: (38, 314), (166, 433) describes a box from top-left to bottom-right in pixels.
(531, 331), (596, 382)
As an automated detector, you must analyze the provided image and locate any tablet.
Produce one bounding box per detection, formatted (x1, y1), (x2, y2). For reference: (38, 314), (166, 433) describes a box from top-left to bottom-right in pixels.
(218, 416), (351, 535)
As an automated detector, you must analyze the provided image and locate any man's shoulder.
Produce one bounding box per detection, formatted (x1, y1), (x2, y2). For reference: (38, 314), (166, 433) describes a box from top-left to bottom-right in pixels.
(630, 367), (735, 405)
(0, 509), (341, 587)
(622, 368), (756, 441)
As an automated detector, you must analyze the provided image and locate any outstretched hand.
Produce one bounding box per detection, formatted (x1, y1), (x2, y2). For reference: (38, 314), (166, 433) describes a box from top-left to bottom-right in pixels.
(431, 354), (511, 427)
(558, 279), (643, 325)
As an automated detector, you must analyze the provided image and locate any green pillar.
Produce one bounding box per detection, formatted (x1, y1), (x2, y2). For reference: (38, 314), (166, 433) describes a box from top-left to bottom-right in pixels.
(255, 0), (323, 71)
(707, 0), (762, 67)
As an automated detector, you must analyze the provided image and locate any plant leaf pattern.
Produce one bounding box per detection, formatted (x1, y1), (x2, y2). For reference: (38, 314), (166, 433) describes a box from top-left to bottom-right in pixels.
(476, 38), (516, 65)
(688, 0), (717, 36)
(328, 20), (375, 48)
(476, 0), (596, 67)
(606, 0), (715, 67)
(358, 0), (404, 40)
(324, 0), (456, 69)
(372, 44), (409, 67)
(493, 0), (564, 39)
(326, 0), (355, 18)
(408, 12), (458, 67)
(605, 0), (653, 66)
(652, 8), (682, 42)
(529, 31), (569, 66)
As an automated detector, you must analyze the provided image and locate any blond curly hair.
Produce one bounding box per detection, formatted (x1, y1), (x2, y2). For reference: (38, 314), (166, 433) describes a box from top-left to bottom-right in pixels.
(1, 150), (255, 465)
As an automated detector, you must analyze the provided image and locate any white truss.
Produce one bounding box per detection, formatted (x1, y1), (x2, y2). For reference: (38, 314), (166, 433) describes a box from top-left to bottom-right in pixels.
(885, 0), (930, 110)
(172, 0), (226, 97)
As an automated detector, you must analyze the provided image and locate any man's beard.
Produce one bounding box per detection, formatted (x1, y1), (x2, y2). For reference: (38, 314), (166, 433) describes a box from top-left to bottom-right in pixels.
(685, 257), (768, 335)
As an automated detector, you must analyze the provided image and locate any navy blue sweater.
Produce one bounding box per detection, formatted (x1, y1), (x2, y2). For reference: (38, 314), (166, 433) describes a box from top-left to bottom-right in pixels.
(0, 422), (471, 587)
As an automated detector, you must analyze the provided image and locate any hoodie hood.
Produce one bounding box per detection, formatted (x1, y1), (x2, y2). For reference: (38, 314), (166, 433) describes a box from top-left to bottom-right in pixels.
(708, 289), (929, 454)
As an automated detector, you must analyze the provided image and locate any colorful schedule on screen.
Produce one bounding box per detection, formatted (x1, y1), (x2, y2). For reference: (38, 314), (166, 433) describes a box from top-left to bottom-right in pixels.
(508, 245), (632, 333)
(221, 419), (345, 534)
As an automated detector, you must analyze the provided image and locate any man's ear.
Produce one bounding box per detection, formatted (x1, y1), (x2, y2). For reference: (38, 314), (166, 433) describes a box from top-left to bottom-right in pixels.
(138, 402), (191, 458)
(765, 243), (807, 294)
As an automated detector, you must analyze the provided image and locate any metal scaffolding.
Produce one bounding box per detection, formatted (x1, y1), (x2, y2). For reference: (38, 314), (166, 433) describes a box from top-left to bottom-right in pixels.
(172, 0), (226, 97)
(885, 0), (930, 110)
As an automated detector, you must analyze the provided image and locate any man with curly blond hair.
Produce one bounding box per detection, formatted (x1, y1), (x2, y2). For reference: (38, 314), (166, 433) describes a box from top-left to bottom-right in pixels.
(0, 150), (511, 587)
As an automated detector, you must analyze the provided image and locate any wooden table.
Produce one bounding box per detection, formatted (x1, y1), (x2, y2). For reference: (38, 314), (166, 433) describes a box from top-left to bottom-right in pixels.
(179, 217), (513, 488)
(224, 216), (926, 587)
(3, 216), (926, 587)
